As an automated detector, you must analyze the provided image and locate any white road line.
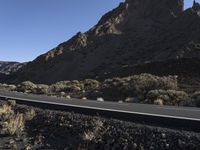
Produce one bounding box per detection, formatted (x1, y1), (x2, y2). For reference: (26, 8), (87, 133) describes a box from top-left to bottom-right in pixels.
(0, 94), (200, 122)
(158, 107), (200, 112)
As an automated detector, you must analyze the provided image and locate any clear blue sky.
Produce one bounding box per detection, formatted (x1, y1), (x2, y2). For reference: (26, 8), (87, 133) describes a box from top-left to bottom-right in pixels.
(0, 0), (198, 62)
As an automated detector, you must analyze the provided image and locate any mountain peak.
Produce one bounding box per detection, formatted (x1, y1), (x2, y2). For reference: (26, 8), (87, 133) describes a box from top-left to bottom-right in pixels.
(193, 0), (200, 11)
(125, 0), (184, 17)
(91, 0), (184, 36)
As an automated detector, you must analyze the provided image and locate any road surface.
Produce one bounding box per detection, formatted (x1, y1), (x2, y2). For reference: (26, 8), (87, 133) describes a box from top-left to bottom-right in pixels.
(0, 90), (200, 131)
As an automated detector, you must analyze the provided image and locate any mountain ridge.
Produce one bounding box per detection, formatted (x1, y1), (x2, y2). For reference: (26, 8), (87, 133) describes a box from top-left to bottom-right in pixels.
(3, 0), (200, 84)
(0, 61), (26, 75)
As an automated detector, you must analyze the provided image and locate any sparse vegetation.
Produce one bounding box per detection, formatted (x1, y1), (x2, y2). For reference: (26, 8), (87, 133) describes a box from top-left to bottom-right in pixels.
(17, 81), (37, 93)
(0, 101), (35, 136)
(0, 73), (200, 107)
(0, 103), (24, 136)
(49, 80), (83, 94)
(82, 79), (100, 90)
(0, 103), (13, 114)
(0, 83), (16, 91)
(101, 74), (178, 101)
(34, 84), (49, 94)
(6, 113), (24, 135)
(82, 119), (105, 142)
(145, 90), (190, 106)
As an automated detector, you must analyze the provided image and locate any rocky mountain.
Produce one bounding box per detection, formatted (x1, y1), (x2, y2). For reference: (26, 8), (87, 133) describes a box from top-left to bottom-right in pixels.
(5, 0), (200, 84)
(0, 61), (25, 75)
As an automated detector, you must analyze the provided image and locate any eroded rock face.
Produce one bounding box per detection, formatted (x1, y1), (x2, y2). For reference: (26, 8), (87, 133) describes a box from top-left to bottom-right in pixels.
(7, 0), (200, 84)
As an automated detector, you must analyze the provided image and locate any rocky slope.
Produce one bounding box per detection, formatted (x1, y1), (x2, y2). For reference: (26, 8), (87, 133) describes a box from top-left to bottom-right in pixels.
(7, 0), (200, 84)
(0, 61), (25, 75)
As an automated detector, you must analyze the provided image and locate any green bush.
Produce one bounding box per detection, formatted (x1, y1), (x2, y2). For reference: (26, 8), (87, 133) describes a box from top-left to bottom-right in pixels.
(0, 73), (183, 106)
(101, 77), (125, 100)
(82, 79), (100, 90)
(49, 81), (70, 93)
(146, 89), (189, 106)
(17, 81), (37, 93)
(100, 74), (178, 100)
(192, 91), (200, 107)
(49, 80), (84, 94)
(0, 83), (16, 91)
(122, 74), (177, 96)
(34, 84), (49, 94)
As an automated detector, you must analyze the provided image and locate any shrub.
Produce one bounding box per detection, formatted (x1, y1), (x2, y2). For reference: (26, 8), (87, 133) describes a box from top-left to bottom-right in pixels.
(192, 91), (200, 107)
(0, 104), (13, 115)
(122, 74), (178, 97)
(49, 81), (69, 93)
(0, 103), (24, 136)
(101, 77), (126, 100)
(17, 81), (37, 93)
(100, 74), (178, 101)
(146, 89), (189, 106)
(82, 119), (104, 142)
(82, 79), (100, 90)
(49, 80), (84, 94)
(25, 108), (36, 121)
(0, 102), (36, 136)
(0, 83), (16, 91)
(7, 100), (16, 107)
(34, 84), (49, 94)
(7, 85), (17, 91)
(6, 113), (25, 135)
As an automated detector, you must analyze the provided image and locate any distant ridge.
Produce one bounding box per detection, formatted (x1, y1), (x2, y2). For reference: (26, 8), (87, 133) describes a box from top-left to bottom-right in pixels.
(0, 61), (26, 75)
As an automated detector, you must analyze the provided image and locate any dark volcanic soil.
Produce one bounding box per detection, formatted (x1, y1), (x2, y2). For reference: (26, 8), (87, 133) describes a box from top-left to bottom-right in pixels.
(0, 100), (200, 150)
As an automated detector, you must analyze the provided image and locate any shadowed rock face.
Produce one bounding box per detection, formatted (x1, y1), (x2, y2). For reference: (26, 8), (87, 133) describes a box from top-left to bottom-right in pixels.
(7, 0), (200, 84)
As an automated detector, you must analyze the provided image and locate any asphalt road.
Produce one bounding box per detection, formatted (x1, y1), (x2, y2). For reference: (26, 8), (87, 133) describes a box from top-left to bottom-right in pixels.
(0, 90), (200, 121)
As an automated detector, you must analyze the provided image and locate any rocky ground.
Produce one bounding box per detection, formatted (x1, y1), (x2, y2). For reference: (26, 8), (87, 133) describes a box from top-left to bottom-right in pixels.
(0, 99), (200, 150)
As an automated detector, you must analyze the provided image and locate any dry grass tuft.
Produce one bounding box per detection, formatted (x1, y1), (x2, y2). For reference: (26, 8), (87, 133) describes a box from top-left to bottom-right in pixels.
(83, 131), (95, 141)
(0, 104), (13, 115)
(0, 103), (29, 136)
(6, 113), (25, 135)
(82, 119), (105, 142)
(25, 108), (36, 120)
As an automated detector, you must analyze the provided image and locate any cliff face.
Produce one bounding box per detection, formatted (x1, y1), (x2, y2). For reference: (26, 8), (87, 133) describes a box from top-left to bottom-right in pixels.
(8, 0), (200, 84)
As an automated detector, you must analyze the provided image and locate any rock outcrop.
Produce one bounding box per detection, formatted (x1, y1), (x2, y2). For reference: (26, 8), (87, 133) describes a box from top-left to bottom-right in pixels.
(6, 0), (200, 84)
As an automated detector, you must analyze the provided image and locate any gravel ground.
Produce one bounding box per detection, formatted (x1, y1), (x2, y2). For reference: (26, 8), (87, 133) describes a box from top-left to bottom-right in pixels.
(0, 100), (200, 150)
